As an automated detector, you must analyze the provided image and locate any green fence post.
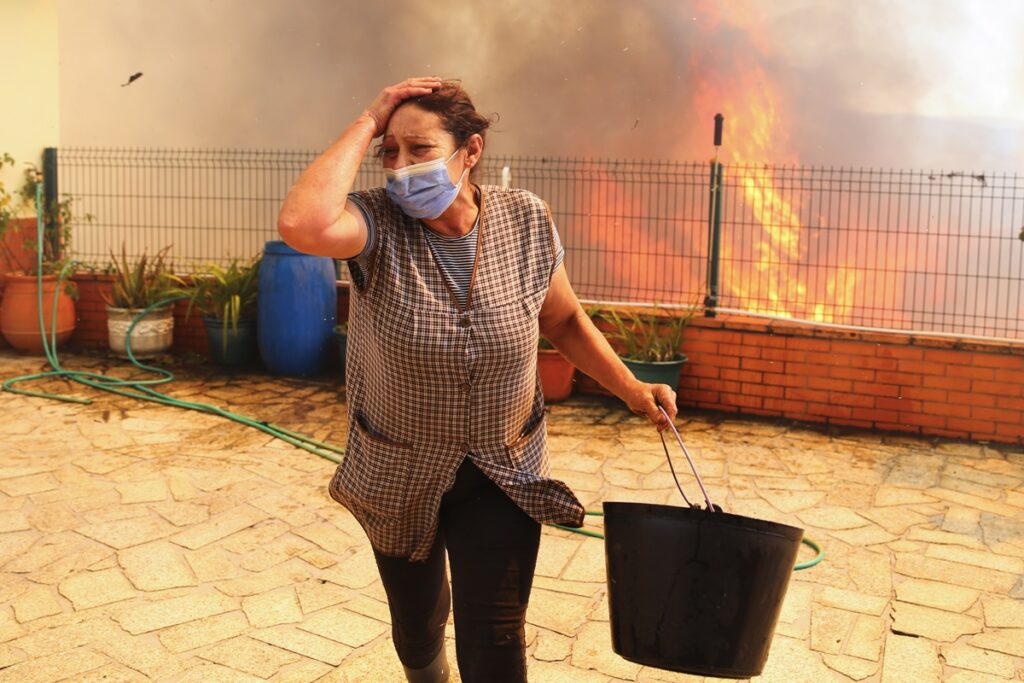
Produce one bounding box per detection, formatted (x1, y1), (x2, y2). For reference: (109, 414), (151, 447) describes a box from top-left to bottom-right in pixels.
(43, 147), (59, 259)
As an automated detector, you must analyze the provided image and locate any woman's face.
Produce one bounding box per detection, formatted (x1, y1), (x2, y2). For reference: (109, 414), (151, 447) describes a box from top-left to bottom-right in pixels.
(381, 104), (461, 179)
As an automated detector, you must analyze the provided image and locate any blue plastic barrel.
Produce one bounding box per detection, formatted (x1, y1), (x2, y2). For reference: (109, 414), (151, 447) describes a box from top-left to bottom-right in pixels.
(258, 240), (337, 377)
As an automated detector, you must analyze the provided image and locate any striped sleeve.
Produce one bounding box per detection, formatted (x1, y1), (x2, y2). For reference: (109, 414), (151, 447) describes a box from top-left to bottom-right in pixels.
(346, 192), (377, 291)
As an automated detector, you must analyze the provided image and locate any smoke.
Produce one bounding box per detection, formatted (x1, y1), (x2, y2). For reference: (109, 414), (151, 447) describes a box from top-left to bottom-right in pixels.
(58, 0), (1024, 170)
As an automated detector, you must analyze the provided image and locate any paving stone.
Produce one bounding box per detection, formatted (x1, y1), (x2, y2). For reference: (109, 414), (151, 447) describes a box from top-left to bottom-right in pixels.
(981, 598), (1024, 628)
(80, 502), (154, 525)
(118, 540), (198, 591)
(763, 489), (826, 513)
(809, 604), (857, 654)
(74, 662), (152, 682)
(571, 620), (642, 680)
(214, 562), (311, 597)
(874, 486), (938, 506)
(895, 578), (980, 613)
(817, 586), (888, 616)
(241, 585), (303, 628)
(778, 580), (813, 626)
(929, 488), (1019, 518)
(298, 604), (387, 648)
(943, 671), (1016, 683)
(169, 504), (271, 550)
(57, 567), (137, 610)
(156, 610), (250, 653)
(219, 518), (292, 555)
(860, 506), (931, 535)
(250, 491), (320, 527)
(149, 500), (210, 526)
(115, 478), (170, 504)
(9, 614), (123, 657)
(291, 521), (357, 555)
(926, 544), (1024, 574)
(11, 583), (63, 622)
(821, 652), (878, 680)
(828, 524), (898, 546)
(891, 601), (982, 642)
(298, 547), (338, 569)
(0, 510), (30, 533)
(0, 647), (108, 683)
(319, 545), (378, 589)
(756, 634), (835, 681)
(0, 608), (26, 644)
(76, 514), (178, 549)
(342, 594), (392, 624)
(526, 587), (594, 636)
(268, 658), (334, 683)
(313, 636), (405, 682)
(796, 507), (871, 530)
(969, 628), (1024, 657)
(906, 526), (985, 549)
(23, 501), (80, 533)
(532, 626), (574, 662)
(536, 532), (582, 578)
(115, 591), (239, 634)
(239, 532), (318, 573)
(0, 472), (59, 497)
(561, 536), (606, 583)
(251, 624), (351, 666)
(940, 642), (1016, 678)
(295, 578), (351, 614)
(894, 553), (1018, 593)
(529, 659), (611, 682)
(880, 633), (941, 682)
(197, 635), (301, 678)
(844, 614), (884, 661)
(184, 546), (240, 583)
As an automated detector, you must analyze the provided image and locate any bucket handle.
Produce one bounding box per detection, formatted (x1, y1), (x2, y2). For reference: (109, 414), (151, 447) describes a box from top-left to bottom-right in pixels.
(657, 406), (718, 512)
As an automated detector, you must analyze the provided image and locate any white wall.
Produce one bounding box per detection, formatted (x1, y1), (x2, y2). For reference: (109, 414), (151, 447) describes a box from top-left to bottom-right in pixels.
(0, 1), (59, 216)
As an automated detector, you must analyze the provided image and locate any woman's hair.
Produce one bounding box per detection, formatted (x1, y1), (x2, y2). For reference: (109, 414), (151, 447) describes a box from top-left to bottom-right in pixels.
(377, 80), (498, 177)
(407, 80), (496, 149)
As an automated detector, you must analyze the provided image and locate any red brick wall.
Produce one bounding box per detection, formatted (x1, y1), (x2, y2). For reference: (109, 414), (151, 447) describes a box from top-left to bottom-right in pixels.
(576, 315), (1024, 446)
(52, 279), (1024, 445)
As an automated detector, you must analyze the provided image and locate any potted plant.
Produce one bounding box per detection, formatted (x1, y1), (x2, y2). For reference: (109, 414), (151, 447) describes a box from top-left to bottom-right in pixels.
(174, 255), (261, 367)
(594, 303), (699, 391)
(538, 334), (575, 402)
(101, 242), (180, 359)
(0, 156), (91, 354)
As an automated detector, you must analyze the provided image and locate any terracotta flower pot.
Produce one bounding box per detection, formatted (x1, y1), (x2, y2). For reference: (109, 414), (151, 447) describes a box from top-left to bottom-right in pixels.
(0, 272), (77, 354)
(538, 348), (575, 402)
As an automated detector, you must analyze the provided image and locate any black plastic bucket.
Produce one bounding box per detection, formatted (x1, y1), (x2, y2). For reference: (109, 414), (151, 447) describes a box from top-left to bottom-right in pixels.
(603, 501), (803, 678)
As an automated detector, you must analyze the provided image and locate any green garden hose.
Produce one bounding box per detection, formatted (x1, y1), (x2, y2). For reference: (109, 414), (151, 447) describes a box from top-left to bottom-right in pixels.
(3, 176), (823, 572)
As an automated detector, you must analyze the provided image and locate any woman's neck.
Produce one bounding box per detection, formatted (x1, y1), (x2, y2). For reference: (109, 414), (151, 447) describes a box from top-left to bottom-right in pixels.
(421, 183), (479, 237)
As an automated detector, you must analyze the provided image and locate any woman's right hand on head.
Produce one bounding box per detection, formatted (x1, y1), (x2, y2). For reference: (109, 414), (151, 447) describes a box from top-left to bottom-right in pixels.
(362, 77), (443, 137)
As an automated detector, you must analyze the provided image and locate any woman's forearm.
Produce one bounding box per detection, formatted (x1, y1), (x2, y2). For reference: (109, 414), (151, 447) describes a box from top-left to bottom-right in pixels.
(545, 308), (639, 401)
(278, 114), (377, 235)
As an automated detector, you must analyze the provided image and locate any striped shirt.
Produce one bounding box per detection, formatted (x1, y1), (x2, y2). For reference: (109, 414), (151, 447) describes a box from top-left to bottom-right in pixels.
(348, 190), (564, 308)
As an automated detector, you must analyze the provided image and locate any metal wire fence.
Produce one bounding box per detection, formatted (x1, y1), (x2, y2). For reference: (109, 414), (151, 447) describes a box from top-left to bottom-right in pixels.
(55, 147), (1024, 341)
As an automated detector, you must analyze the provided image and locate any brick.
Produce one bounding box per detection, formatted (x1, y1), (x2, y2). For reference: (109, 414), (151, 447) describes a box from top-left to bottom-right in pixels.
(876, 421), (919, 433)
(786, 362), (831, 378)
(923, 400), (967, 418)
(831, 392), (875, 408)
(740, 357), (781, 373)
(923, 348), (974, 365)
(807, 402), (852, 419)
(853, 381), (901, 398)
(746, 333), (787, 347)
(719, 392), (763, 409)
(701, 330), (744, 344)
(701, 378), (739, 394)
(971, 406), (1021, 423)
(786, 387), (829, 403)
(875, 371), (923, 386)
(782, 349), (808, 363)
(946, 417), (996, 435)
(740, 383), (784, 398)
(877, 345), (924, 360)
(805, 351), (850, 366)
(899, 386), (947, 402)
(971, 353), (1024, 369)
(830, 418), (874, 429)
(971, 380), (1022, 397)
(787, 337), (831, 352)
(875, 397), (922, 412)
(995, 422), (1024, 440)
(830, 365), (875, 382)
(719, 368), (762, 383)
(899, 412), (947, 429)
(831, 340), (877, 356)
(807, 377), (853, 392)
(947, 365), (995, 380)
(683, 389), (719, 404)
(685, 364), (719, 379)
(763, 398), (806, 413)
(851, 408), (900, 423)
(760, 348), (788, 362)
(718, 343), (750, 357)
(897, 360), (945, 375)
(764, 372), (805, 388)
(851, 355), (899, 371)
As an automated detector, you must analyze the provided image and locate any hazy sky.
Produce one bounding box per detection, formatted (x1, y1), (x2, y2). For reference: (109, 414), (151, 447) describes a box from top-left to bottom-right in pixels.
(59, 0), (1023, 171)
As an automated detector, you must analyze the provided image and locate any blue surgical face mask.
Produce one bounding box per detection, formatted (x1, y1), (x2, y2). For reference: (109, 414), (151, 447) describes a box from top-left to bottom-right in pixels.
(384, 148), (468, 219)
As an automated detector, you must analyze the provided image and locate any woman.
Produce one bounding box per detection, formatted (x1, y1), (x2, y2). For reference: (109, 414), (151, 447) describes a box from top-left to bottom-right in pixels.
(277, 77), (677, 683)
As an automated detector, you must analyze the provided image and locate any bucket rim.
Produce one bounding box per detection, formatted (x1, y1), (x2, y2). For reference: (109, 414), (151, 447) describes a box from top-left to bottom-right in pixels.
(602, 500), (804, 541)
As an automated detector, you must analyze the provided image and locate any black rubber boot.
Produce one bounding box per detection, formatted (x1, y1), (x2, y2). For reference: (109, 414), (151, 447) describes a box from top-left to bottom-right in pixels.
(402, 646), (450, 683)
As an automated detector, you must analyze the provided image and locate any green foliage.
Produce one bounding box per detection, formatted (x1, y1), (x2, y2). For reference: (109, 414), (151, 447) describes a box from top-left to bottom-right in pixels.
(101, 242), (180, 310)
(538, 334), (555, 350)
(593, 303), (699, 362)
(0, 154), (94, 284)
(174, 255), (262, 355)
(334, 322), (348, 335)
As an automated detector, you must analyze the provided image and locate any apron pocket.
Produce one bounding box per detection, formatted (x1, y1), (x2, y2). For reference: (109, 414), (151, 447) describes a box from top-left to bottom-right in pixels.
(331, 412), (413, 522)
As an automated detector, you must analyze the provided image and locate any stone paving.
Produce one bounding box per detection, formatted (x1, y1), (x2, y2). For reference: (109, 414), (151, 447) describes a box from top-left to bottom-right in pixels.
(0, 347), (1022, 682)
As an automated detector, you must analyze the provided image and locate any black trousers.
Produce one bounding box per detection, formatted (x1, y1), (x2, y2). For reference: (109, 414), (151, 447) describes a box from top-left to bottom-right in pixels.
(372, 457), (541, 683)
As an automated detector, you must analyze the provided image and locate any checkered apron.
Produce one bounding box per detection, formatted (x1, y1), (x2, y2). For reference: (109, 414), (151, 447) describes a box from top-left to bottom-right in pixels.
(328, 185), (585, 560)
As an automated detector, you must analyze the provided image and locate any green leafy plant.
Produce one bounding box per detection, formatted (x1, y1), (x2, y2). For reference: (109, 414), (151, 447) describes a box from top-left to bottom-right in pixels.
(176, 255), (261, 327)
(593, 303), (700, 362)
(334, 322), (348, 335)
(0, 154), (93, 287)
(538, 334), (555, 350)
(101, 242), (180, 310)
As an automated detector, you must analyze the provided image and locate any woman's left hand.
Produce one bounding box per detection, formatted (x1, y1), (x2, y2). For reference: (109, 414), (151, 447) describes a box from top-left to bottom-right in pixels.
(623, 381), (678, 432)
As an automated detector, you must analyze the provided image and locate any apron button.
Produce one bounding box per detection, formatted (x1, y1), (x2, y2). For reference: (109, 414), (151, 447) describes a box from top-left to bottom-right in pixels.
(458, 442), (470, 452)
(460, 382), (471, 393)
(459, 315), (471, 327)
